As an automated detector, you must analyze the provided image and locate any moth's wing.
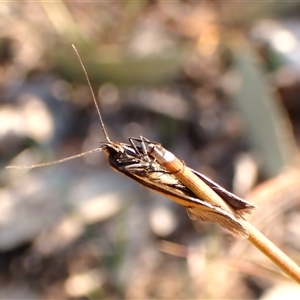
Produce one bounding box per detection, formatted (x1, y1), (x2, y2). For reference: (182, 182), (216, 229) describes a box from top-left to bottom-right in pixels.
(186, 207), (248, 238)
(119, 169), (248, 237)
(192, 169), (257, 215)
(143, 173), (249, 237)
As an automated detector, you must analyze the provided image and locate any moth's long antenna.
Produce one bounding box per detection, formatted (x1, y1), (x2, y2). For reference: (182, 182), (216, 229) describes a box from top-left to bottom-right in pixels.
(6, 45), (108, 170)
(6, 148), (102, 169)
(72, 44), (111, 142)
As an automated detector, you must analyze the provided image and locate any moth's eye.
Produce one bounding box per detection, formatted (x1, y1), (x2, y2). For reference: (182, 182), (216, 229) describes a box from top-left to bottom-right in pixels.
(101, 147), (110, 156)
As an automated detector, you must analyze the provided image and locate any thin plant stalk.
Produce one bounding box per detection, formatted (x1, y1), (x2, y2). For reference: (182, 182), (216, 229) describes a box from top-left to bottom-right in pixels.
(150, 144), (300, 284)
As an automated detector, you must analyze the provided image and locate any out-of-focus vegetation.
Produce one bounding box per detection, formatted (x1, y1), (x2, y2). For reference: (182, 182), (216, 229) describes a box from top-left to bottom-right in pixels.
(1, 2), (300, 299)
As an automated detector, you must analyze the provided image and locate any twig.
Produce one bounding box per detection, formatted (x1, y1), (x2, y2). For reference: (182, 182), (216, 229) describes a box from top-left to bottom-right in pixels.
(245, 222), (300, 284)
(149, 144), (300, 284)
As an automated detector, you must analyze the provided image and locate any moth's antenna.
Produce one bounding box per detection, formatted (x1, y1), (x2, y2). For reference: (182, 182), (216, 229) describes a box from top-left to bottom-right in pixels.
(72, 44), (111, 142)
(6, 45), (108, 170)
(6, 148), (101, 169)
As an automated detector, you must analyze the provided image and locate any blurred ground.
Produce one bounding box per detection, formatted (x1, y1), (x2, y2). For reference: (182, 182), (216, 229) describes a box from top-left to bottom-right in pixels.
(1, 2), (300, 299)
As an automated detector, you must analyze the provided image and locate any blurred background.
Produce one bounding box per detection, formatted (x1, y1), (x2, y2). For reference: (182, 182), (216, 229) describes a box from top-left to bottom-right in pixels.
(1, 1), (300, 299)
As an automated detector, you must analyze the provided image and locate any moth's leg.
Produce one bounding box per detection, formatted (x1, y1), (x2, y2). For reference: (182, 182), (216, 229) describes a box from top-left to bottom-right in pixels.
(140, 136), (152, 143)
(130, 136), (152, 144)
(128, 138), (140, 155)
(129, 137), (151, 162)
(139, 136), (163, 163)
(139, 136), (151, 161)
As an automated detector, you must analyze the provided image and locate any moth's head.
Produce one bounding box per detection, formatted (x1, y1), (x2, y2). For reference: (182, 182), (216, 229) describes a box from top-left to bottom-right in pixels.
(100, 142), (124, 157)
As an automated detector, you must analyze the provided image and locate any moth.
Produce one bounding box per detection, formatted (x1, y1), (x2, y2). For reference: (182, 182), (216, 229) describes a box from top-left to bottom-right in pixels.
(7, 45), (257, 237)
